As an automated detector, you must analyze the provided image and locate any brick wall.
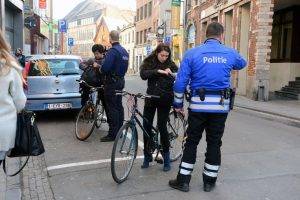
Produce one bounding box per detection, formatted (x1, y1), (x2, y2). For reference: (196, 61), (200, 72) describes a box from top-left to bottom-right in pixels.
(184, 0), (275, 100)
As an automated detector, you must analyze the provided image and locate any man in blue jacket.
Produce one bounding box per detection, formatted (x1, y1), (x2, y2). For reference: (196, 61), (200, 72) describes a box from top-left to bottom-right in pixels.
(100, 30), (129, 142)
(169, 22), (247, 192)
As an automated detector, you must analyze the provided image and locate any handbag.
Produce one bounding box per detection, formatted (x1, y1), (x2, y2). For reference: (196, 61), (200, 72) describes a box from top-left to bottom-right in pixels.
(2, 110), (45, 176)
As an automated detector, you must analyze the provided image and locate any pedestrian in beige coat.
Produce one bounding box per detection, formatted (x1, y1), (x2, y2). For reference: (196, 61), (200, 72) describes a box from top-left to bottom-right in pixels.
(0, 31), (27, 166)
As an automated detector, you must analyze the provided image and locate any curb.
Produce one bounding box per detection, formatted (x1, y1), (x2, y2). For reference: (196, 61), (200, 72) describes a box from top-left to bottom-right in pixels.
(234, 105), (300, 127)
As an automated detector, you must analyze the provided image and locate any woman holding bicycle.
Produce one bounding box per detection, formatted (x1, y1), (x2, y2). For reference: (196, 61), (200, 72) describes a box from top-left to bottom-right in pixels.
(140, 43), (178, 171)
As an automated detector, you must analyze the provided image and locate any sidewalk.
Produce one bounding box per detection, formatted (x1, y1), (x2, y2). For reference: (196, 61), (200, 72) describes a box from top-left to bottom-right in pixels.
(235, 95), (300, 122)
(0, 159), (22, 200)
(0, 155), (54, 200)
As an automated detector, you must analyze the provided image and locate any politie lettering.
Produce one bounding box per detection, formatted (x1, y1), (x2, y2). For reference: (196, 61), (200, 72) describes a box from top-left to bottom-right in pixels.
(203, 56), (227, 64)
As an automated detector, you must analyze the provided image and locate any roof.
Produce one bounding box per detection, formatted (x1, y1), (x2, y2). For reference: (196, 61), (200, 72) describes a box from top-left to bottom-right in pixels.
(64, 0), (104, 22)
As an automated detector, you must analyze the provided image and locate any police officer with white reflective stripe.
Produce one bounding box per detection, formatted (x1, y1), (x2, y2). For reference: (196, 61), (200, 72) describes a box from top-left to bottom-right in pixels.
(169, 22), (247, 192)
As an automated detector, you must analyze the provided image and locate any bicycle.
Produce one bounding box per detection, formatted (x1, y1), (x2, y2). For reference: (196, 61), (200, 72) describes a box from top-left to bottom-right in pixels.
(110, 91), (187, 183)
(75, 80), (106, 141)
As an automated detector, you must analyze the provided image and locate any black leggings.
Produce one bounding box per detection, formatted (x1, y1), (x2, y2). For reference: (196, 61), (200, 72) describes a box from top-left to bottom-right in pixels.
(143, 100), (171, 156)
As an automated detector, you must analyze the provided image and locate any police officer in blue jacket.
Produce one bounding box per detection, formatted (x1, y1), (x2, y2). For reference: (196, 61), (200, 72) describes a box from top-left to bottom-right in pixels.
(169, 22), (247, 192)
(99, 30), (129, 142)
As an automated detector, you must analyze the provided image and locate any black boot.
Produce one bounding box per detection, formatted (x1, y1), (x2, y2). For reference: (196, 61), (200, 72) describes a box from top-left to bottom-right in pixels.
(169, 174), (191, 192)
(162, 152), (171, 171)
(141, 151), (153, 169)
(0, 160), (2, 166)
(203, 182), (216, 192)
(203, 174), (217, 192)
(100, 135), (115, 142)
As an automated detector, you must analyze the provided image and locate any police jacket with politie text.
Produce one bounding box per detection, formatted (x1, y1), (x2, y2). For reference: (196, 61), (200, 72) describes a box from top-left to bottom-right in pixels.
(173, 39), (247, 113)
(101, 42), (129, 78)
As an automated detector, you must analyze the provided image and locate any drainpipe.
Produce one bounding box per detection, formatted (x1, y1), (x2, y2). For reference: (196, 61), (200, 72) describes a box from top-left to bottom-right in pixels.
(0, 0), (5, 31)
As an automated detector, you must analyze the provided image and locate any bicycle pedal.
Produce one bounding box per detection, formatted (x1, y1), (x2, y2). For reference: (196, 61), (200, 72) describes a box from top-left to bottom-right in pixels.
(100, 116), (107, 123)
(155, 158), (163, 164)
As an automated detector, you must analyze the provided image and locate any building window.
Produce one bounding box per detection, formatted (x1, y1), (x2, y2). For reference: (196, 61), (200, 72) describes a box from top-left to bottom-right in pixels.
(144, 4), (148, 18)
(187, 0), (192, 11)
(212, 16), (218, 22)
(136, 9), (139, 21)
(148, 2), (152, 17)
(140, 31), (143, 44)
(140, 6), (144, 20)
(136, 32), (139, 44)
(201, 21), (208, 43)
(132, 30), (134, 43)
(144, 30), (147, 43)
(225, 10), (233, 47)
(194, 0), (198, 6)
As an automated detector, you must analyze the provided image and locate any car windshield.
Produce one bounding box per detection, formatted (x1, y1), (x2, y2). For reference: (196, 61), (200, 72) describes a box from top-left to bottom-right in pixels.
(27, 59), (80, 76)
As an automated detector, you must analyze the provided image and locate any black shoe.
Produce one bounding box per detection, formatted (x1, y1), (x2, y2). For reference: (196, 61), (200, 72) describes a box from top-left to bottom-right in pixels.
(100, 135), (115, 142)
(203, 182), (215, 192)
(169, 179), (189, 192)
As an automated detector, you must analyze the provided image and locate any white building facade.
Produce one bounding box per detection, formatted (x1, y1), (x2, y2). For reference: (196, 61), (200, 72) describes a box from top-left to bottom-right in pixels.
(120, 24), (136, 74)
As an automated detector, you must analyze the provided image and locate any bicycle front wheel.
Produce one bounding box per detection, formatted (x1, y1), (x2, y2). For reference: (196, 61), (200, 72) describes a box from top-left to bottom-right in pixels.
(75, 103), (96, 141)
(111, 122), (138, 184)
(167, 110), (187, 162)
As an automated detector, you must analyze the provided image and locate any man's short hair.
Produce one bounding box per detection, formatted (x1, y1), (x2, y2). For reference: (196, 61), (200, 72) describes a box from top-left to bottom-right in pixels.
(109, 30), (120, 42)
(92, 44), (105, 53)
(206, 22), (224, 38)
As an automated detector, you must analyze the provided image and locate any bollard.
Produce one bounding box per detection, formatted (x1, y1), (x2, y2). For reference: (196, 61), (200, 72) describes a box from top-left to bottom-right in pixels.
(258, 85), (265, 101)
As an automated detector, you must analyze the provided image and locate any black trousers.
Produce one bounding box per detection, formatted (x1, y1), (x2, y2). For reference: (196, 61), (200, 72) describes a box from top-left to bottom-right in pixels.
(143, 100), (171, 159)
(179, 111), (228, 184)
(104, 78), (125, 138)
(81, 85), (109, 119)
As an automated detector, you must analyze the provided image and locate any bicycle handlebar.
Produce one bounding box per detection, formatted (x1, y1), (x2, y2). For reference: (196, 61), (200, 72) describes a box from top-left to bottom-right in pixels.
(115, 90), (160, 99)
(76, 79), (104, 90)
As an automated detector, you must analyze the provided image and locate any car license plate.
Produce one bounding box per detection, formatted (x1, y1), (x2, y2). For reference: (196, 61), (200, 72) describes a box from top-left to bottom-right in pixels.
(47, 103), (72, 110)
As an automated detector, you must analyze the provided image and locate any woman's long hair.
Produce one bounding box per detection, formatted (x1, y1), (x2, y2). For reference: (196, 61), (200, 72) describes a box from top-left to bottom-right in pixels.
(0, 30), (20, 76)
(147, 43), (173, 64)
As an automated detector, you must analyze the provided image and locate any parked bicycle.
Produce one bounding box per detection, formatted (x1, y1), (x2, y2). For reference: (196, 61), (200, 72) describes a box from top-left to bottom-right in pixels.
(111, 91), (187, 183)
(75, 80), (106, 141)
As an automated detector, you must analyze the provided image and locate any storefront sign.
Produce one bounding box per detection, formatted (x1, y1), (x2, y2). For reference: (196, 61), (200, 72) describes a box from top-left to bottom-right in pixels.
(39, 0), (46, 9)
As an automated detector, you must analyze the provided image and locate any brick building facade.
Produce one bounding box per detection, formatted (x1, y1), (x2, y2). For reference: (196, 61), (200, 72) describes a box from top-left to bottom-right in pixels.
(184, 0), (300, 100)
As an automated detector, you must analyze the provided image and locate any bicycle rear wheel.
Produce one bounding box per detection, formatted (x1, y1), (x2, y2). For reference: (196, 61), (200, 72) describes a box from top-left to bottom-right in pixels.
(75, 103), (96, 141)
(111, 122), (137, 184)
(167, 110), (187, 162)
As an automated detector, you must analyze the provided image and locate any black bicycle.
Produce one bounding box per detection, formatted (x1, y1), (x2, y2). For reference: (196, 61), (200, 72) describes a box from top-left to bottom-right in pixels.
(75, 80), (106, 141)
(111, 91), (187, 183)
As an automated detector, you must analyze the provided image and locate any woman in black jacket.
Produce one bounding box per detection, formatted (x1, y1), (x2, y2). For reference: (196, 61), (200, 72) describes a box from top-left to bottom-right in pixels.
(140, 43), (178, 171)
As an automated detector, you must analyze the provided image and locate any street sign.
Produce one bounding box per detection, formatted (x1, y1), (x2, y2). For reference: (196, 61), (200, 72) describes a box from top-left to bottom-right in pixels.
(164, 36), (171, 45)
(59, 20), (67, 33)
(24, 16), (37, 29)
(172, 0), (181, 6)
(39, 0), (47, 9)
(68, 38), (74, 46)
(145, 45), (152, 55)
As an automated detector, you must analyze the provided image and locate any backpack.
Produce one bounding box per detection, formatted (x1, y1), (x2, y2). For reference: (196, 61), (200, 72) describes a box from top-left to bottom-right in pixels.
(81, 67), (102, 87)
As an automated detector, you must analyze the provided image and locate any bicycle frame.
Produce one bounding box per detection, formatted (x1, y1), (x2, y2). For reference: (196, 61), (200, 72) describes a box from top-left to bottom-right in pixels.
(129, 95), (159, 142)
